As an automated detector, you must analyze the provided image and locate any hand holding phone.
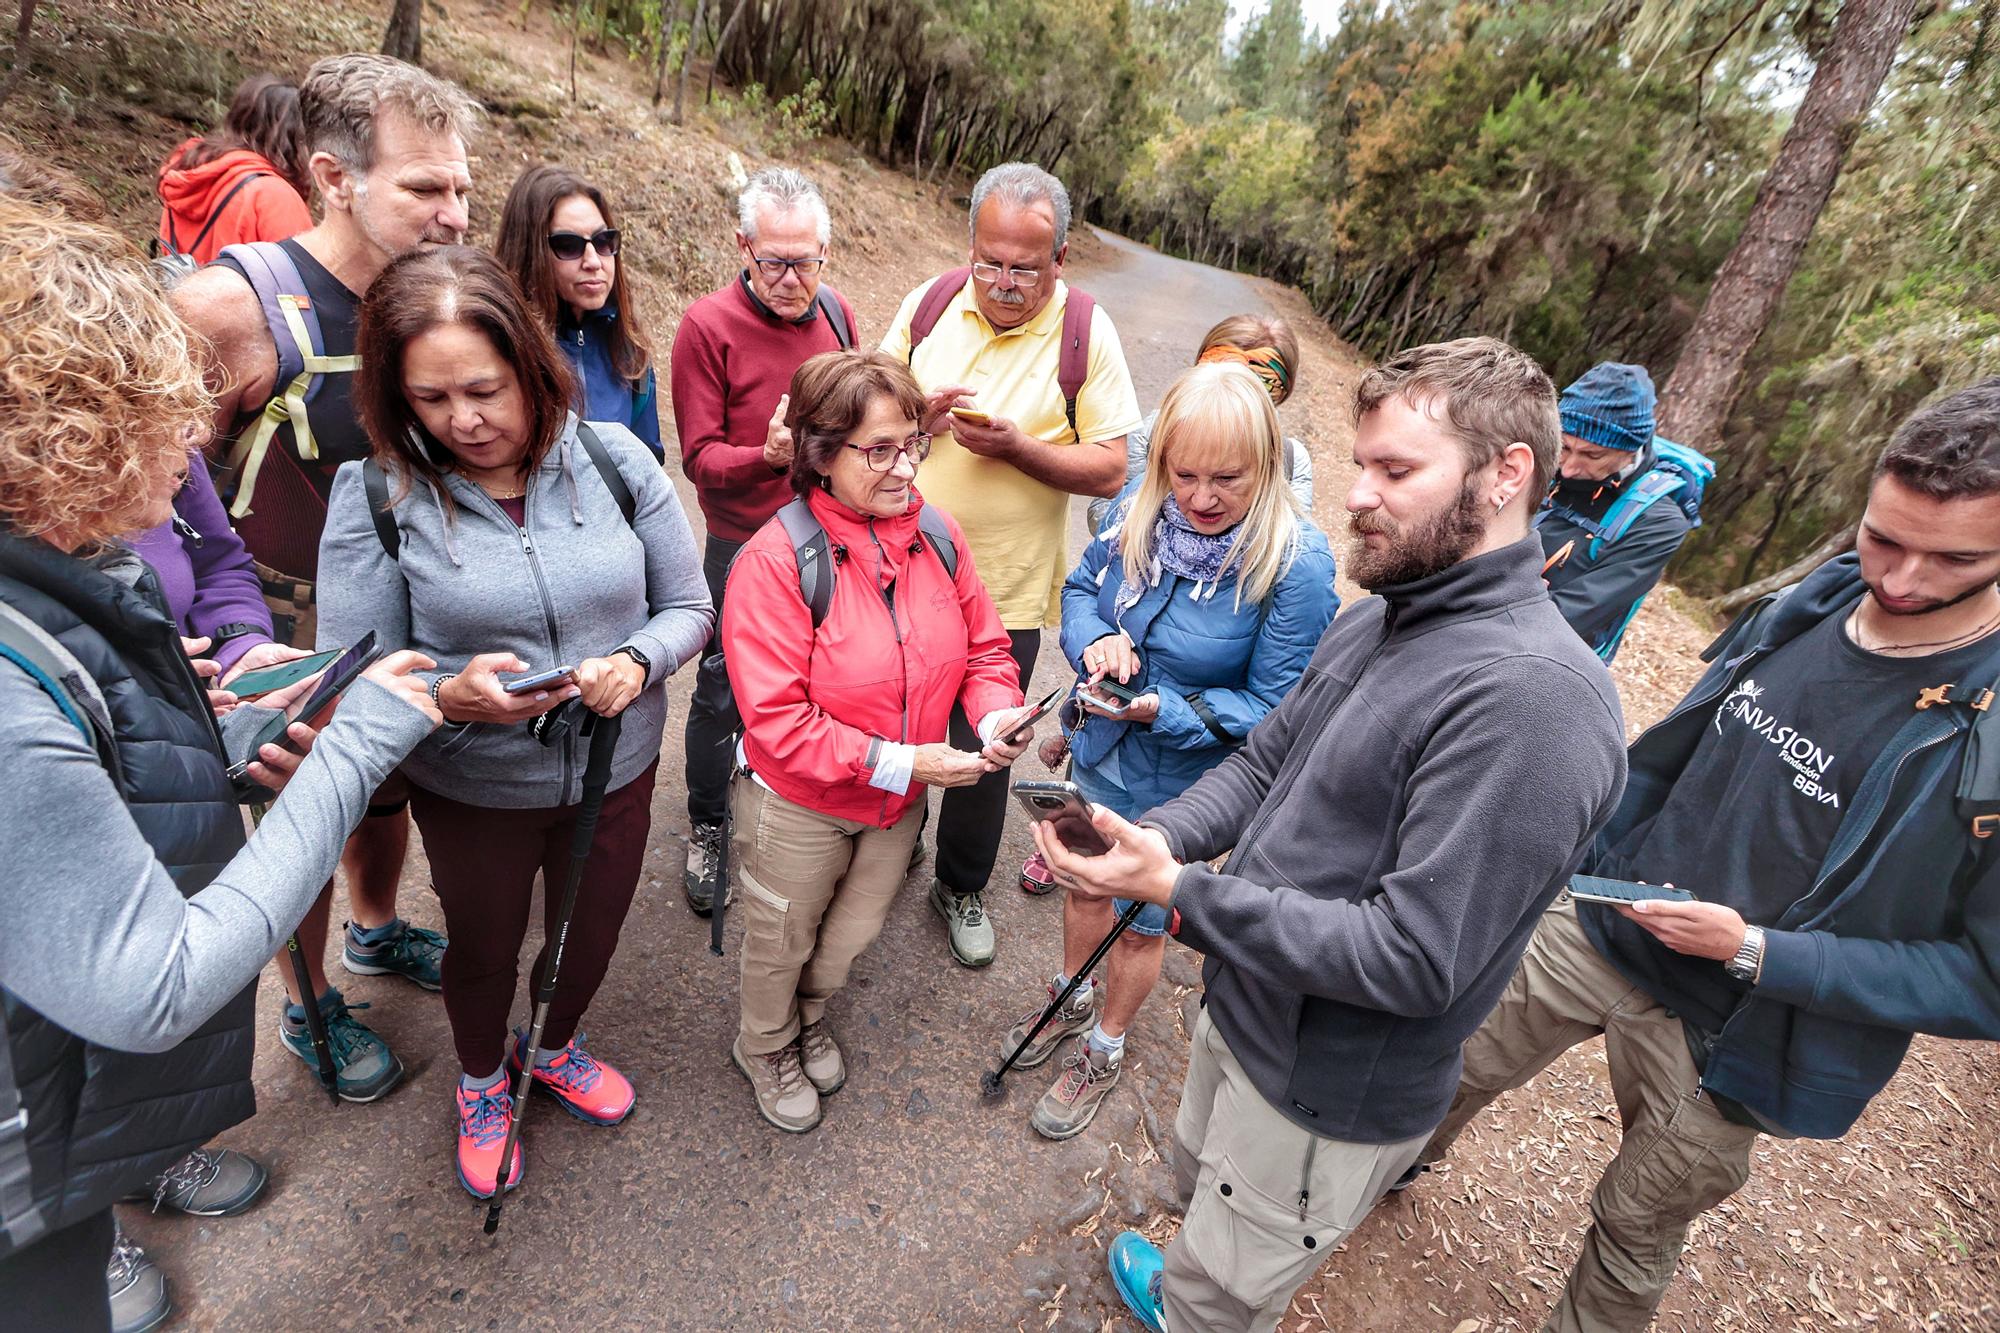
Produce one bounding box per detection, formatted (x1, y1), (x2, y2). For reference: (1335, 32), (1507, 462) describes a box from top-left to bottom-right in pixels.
(948, 405), (992, 427)
(502, 665), (576, 696)
(225, 647), (343, 700)
(1567, 874), (1695, 908)
(996, 686), (1065, 746)
(440, 653), (582, 726)
(1080, 678), (1137, 717)
(1012, 780), (1114, 856)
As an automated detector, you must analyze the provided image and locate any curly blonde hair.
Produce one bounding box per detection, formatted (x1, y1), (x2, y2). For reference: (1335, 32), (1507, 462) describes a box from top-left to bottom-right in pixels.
(0, 199), (214, 545)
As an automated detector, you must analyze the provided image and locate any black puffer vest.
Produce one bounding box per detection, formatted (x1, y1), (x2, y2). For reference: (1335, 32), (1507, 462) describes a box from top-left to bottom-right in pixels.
(0, 531), (256, 1252)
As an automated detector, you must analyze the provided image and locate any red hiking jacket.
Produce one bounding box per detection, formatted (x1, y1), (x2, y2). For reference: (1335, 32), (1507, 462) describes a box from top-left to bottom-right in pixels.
(723, 488), (1022, 827)
(156, 144), (311, 265)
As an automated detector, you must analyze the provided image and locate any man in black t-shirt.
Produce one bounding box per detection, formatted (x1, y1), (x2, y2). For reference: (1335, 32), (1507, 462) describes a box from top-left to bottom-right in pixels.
(1416, 380), (2000, 1332)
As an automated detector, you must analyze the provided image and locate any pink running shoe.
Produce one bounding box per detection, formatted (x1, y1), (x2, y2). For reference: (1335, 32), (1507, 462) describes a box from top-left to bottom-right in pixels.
(455, 1082), (523, 1199)
(1019, 852), (1058, 896)
(510, 1031), (635, 1126)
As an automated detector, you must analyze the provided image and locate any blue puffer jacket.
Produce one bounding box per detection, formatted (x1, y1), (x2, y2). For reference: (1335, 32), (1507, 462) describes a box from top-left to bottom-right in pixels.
(559, 304), (663, 461)
(1060, 493), (1339, 813)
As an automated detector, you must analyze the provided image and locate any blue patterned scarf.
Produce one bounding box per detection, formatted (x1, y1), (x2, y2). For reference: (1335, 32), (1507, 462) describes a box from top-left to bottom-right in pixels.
(1114, 496), (1240, 611)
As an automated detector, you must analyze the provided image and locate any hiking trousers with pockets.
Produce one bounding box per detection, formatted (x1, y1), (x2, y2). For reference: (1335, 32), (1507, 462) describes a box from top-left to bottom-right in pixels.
(1422, 895), (1763, 1332)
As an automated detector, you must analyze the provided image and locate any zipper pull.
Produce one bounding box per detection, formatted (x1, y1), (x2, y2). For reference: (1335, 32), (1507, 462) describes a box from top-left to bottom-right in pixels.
(1297, 1189), (1309, 1223)
(520, 529), (534, 554)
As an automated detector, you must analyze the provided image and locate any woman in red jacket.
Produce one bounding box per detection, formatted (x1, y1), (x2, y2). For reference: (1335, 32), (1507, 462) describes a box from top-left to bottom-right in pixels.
(155, 74), (311, 266)
(723, 350), (1033, 1133)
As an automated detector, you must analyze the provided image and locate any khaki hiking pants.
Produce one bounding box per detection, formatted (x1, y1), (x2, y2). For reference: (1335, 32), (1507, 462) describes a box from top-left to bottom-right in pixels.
(1163, 1007), (1427, 1333)
(1423, 895), (1762, 1332)
(731, 775), (923, 1057)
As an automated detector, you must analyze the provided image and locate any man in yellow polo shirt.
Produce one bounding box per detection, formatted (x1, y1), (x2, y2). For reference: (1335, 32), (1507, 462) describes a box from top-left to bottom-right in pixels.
(881, 160), (1142, 968)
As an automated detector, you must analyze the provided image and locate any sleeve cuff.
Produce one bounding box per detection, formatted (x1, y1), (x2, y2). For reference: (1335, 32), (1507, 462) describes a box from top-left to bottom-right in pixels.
(867, 739), (915, 796)
(1750, 927), (1819, 1005)
(974, 710), (1008, 746)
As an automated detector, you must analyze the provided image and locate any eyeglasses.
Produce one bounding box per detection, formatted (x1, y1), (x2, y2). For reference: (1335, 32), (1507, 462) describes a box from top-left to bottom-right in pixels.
(971, 261), (1042, 287)
(842, 433), (932, 471)
(547, 228), (620, 261)
(750, 254), (828, 280)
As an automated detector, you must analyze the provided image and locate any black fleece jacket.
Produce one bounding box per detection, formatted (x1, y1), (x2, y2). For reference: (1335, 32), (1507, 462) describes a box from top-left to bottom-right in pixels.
(1148, 535), (1628, 1142)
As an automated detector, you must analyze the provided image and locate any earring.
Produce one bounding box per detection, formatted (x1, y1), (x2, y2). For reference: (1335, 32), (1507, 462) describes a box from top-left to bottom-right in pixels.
(1492, 494), (1507, 513)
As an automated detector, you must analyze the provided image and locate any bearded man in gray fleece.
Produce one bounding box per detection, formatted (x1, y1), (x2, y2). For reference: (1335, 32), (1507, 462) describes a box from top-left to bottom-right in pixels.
(1034, 336), (1630, 1333)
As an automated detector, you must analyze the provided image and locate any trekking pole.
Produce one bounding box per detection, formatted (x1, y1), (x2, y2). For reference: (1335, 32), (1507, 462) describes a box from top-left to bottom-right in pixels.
(709, 803), (729, 958)
(484, 710), (623, 1236)
(248, 803), (340, 1104)
(981, 899), (1144, 1100)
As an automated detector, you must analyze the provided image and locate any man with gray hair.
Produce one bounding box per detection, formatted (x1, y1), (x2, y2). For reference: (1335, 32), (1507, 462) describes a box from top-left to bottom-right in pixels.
(173, 51), (479, 1106)
(669, 165), (858, 914)
(882, 160), (1141, 968)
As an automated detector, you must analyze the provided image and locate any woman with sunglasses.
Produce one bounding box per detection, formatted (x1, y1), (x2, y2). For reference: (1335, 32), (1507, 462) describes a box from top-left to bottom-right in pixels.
(721, 350), (1036, 1134)
(495, 165), (663, 460)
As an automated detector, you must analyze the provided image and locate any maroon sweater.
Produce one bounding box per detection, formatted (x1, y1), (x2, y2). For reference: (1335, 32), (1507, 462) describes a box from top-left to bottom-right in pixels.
(669, 275), (858, 542)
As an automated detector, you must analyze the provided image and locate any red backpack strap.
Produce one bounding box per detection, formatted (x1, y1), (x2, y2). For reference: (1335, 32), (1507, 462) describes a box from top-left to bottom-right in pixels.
(1056, 288), (1095, 444)
(906, 267), (972, 360)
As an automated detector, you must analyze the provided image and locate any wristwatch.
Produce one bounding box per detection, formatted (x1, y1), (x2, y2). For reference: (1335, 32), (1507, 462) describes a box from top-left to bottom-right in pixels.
(613, 645), (652, 677)
(1723, 925), (1766, 983)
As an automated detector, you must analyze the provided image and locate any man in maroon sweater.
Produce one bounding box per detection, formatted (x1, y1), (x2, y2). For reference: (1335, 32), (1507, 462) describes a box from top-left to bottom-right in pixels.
(670, 166), (858, 914)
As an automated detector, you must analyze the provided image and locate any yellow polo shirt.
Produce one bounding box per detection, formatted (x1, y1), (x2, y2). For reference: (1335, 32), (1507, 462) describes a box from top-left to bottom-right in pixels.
(881, 277), (1142, 628)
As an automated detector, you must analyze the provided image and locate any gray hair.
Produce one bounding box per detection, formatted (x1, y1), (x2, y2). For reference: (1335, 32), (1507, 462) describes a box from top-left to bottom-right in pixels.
(300, 53), (481, 174)
(738, 167), (831, 246)
(969, 162), (1071, 257)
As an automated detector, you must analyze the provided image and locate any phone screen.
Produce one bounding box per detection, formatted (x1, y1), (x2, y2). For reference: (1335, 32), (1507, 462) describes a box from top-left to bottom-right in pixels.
(226, 648), (343, 700)
(1567, 875), (1694, 907)
(237, 631), (381, 763)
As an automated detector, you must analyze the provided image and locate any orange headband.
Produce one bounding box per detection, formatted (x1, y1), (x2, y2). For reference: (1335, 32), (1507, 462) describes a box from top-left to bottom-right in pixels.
(1197, 344), (1290, 400)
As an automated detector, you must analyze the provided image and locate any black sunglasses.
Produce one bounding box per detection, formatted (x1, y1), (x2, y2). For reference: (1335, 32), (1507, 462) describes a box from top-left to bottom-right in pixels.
(547, 228), (620, 261)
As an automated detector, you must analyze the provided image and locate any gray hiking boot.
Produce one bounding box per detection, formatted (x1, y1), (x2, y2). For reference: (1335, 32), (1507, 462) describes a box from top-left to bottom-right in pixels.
(929, 880), (995, 967)
(1030, 1036), (1123, 1141)
(684, 822), (730, 916)
(732, 1036), (821, 1133)
(1004, 977), (1101, 1071)
(123, 1146), (267, 1216)
(798, 1020), (846, 1095)
(106, 1221), (170, 1333)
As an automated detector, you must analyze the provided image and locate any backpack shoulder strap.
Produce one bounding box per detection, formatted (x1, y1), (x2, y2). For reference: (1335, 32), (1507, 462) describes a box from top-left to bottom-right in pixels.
(360, 458), (400, 560)
(0, 601), (120, 785)
(575, 423), (637, 527)
(915, 503), (959, 580)
(906, 268), (972, 361)
(1590, 469), (1686, 558)
(814, 287), (854, 350)
(1056, 288), (1095, 444)
(776, 498), (835, 628)
(175, 172), (266, 261)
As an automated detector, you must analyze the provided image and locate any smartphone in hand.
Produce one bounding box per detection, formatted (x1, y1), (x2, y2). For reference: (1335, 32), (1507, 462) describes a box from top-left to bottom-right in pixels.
(1000, 686), (1065, 745)
(501, 665), (575, 696)
(1081, 678), (1138, 716)
(1012, 780), (1114, 856)
(226, 647), (343, 699)
(1568, 874), (1695, 908)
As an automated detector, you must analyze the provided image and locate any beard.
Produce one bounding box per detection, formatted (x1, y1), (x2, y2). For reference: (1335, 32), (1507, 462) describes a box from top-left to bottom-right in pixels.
(1865, 575), (1996, 617)
(1346, 473), (1490, 590)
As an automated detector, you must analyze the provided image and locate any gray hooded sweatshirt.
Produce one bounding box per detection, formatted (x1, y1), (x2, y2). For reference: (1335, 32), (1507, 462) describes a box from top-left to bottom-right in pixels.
(316, 419), (713, 808)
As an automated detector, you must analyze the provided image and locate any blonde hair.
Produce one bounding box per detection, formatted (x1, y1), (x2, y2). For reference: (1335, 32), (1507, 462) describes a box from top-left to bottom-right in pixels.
(0, 199), (214, 545)
(1119, 363), (1301, 608)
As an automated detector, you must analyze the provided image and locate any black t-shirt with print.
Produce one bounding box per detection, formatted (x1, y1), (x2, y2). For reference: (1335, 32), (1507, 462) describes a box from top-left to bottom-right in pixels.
(1603, 613), (1999, 926)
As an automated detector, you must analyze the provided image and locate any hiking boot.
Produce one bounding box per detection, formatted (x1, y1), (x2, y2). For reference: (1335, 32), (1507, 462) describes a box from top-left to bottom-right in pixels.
(454, 1081), (524, 1199)
(124, 1146), (267, 1216)
(684, 821), (728, 916)
(1004, 976), (1100, 1071)
(732, 1036), (821, 1133)
(509, 1030), (635, 1126)
(341, 917), (446, 991)
(929, 880), (995, 967)
(279, 987), (404, 1103)
(1030, 1035), (1123, 1141)
(106, 1221), (170, 1333)
(1107, 1231), (1166, 1333)
(1018, 852), (1057, 896)
(798, 1020), (845, 1094)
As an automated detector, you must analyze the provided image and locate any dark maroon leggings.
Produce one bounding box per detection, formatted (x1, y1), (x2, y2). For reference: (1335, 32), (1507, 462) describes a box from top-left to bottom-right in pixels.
(409, 760), (658, 1078)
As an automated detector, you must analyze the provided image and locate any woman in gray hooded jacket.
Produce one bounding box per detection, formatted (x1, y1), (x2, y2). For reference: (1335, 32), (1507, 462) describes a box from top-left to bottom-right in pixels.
(316, 247), (711, 1200)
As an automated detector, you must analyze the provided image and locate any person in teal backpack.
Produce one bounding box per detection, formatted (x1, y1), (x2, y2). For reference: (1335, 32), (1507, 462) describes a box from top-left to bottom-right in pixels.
(1536, 362), (1713, 661)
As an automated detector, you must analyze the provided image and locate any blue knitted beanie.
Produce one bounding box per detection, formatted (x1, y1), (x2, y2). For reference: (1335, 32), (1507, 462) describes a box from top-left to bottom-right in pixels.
(1559, 363), (1657, 452)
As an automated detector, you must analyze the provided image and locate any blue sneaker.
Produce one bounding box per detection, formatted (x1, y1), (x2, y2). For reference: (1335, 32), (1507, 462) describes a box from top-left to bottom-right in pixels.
(1108, 1231), (1167, 1332)
(342, 917), (446, 991)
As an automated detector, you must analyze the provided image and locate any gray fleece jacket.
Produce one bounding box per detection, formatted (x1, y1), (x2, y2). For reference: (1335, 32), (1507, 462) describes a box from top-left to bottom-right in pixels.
(1149, 535), (1627, 1143)
(316, 419), (713, 808)
(0, 674), (433, 1053)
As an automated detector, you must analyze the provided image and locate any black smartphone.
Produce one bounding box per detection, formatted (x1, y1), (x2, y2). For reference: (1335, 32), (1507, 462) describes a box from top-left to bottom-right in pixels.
(231, 630), (381, 769)
(224, 647), (343, 700)
(999, 686), (1065, 745)
(1568, 874), (1695, 908)
(502, 665), (576, 696)
(1012, 779), (1114, 856)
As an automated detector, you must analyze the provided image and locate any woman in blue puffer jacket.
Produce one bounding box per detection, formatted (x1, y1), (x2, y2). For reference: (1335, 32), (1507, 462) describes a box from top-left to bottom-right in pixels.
(1002, 361), (1340, 1142)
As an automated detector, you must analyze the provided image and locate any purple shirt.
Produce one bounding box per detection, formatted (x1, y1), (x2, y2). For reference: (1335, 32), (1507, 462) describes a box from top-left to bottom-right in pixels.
(126, 454), (275, 672)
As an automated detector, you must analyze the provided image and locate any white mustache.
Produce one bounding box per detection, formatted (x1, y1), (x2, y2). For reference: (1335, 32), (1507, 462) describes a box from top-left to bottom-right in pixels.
(988, 288), (1027, 305)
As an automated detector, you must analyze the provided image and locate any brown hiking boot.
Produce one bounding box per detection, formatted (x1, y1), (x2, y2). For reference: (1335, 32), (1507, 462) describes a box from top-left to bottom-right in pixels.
(732, 1036), (821, 1133)
(799, 1020), (846, 1094)
(1031, 1035), (1123, 1141)
(1004, 977), (1100, 1071)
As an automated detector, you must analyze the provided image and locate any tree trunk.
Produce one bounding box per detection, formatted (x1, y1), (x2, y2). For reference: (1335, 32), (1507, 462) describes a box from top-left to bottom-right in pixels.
(1656, 0), (1918, 451)
(1711, 524), (1858, 614)
(706, 0), (748, 104)
(381, 0), (422, 64)
(652, 0), (673, 104)
(0, 0), (34, 111)
(672, 0), (706, 124)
